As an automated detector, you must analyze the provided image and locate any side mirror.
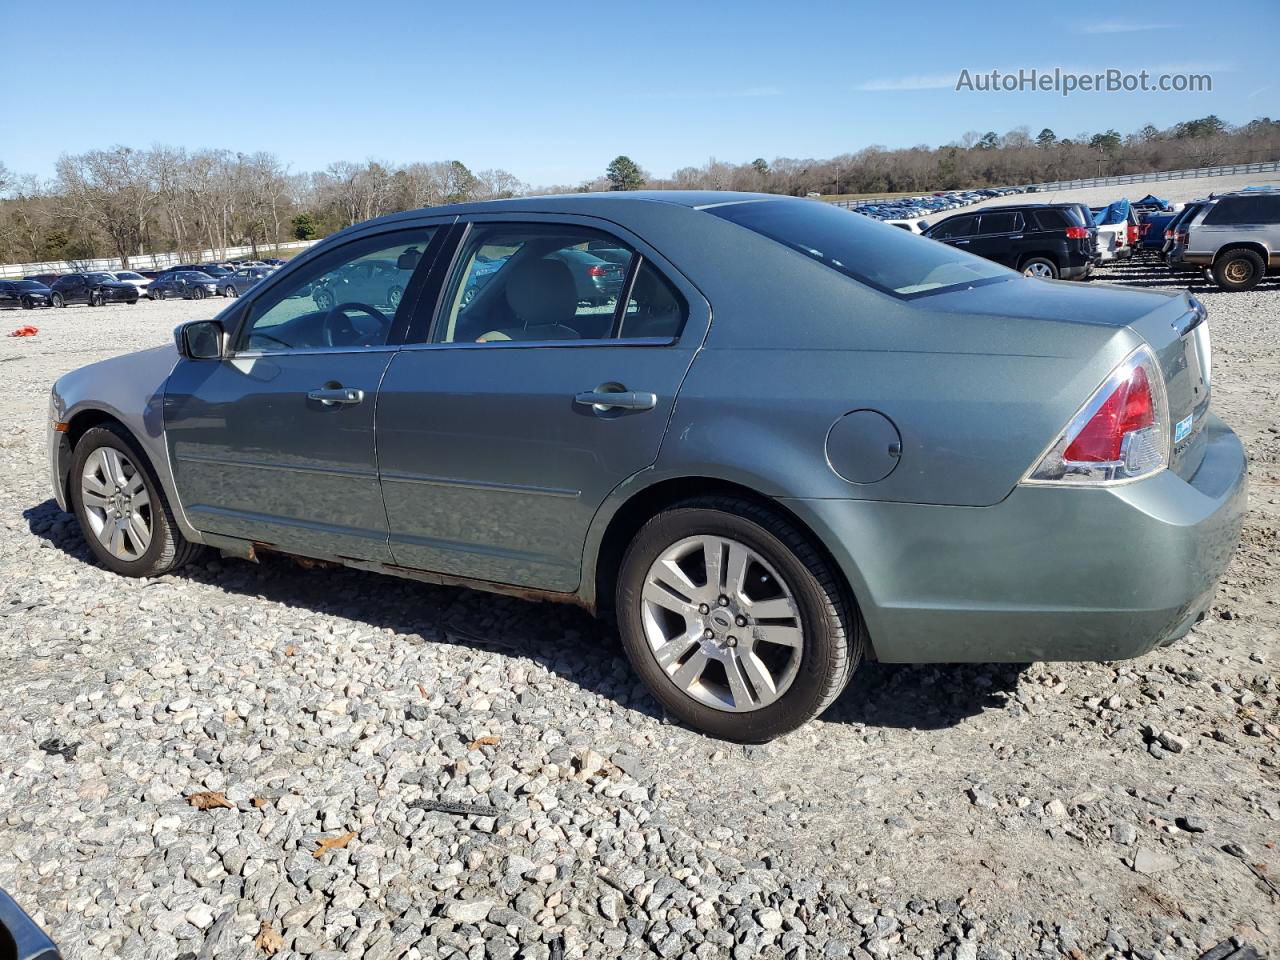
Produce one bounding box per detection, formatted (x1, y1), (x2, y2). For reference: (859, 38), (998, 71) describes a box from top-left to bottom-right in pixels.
(175, 320), (225, 360)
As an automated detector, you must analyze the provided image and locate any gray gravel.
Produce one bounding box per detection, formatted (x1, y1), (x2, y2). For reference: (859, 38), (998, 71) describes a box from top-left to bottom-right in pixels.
(0, 268), (1277, 960)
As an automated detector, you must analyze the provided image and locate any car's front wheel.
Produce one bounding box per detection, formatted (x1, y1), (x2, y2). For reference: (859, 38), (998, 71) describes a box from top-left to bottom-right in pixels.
(51, 293), (65, 308)
(223, 285), (238, 298)
(616, 497), (862, 742)
(192, 286), (207, 300)
(70, 425), (204, 577)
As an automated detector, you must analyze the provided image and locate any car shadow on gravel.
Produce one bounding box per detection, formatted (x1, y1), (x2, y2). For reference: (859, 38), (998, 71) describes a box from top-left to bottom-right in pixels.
(25, 498), (1027, 733)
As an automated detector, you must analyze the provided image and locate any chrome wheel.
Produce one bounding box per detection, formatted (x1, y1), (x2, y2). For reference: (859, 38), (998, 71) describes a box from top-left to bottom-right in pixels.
(388, 286), (403, 308)
(640, 535), (803, 712)
(1224, 259), (1251, 284)
(1023, 261), (1054, 278)
(80, 447), (152, 561)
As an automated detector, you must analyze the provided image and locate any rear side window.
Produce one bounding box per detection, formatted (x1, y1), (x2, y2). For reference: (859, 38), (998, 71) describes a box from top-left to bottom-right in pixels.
(976, 211), (1022, 234)
(1031, 209), (1071, 230)
(1203, 195), (1280, 225)
(710, 200), (1010, 298)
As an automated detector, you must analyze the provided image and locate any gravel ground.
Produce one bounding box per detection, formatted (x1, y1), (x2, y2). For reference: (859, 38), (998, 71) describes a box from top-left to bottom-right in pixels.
(0, 262), (1277, 960)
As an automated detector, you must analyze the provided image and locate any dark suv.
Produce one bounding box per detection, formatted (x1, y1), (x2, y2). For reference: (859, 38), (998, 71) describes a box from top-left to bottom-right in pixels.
(49, 272), (140, 308)
(924, 204), (1095, 280)
(1180, 191), (1280, 291)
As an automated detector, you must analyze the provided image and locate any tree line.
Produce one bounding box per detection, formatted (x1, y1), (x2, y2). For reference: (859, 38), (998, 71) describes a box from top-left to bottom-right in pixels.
(1, 115), (1276, 266)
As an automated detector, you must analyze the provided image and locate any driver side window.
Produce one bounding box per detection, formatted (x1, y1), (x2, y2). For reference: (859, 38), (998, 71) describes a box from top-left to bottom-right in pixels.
(235, 228), (435, 353)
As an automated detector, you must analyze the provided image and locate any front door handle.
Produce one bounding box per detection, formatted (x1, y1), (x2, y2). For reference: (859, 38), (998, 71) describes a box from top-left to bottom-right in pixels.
(307, 386), (365, 406)
(954, 239), (970, 245)
(574, 389), (657, 412)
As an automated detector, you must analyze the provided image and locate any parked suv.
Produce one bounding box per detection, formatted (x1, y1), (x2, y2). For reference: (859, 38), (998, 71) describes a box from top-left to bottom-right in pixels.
(924, 204), (1094, 280)
(1181, 191), (1280, 291)
(1162, 201), (1212, 272)
(49, 272), (140, 307)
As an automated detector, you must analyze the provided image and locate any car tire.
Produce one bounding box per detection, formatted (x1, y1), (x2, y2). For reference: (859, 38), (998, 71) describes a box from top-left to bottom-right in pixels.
(1212, 248), (1265, 292)
(192, 287), (207, 300)
(150, 289), (164, 301)
(388, 285), (403, 309)
(1021, 257), (1059, 279)
(87, 293), (99, 307)
(69, 424), (204, 578)
(223, 285), (238, 298)
(51, 293), (65, 308)
(615, 496), (863, 742)
(20, 296), (33, 310)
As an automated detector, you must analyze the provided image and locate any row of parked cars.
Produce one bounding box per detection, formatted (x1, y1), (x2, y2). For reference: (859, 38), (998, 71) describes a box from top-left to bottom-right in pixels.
(0, 258), (285, 310)
(850, 186), (1027, 231)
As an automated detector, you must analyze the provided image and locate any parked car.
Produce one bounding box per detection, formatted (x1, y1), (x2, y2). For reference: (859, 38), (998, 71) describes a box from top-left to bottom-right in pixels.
(111, 270), (151, 297)
(149, 270), (220, 300)
(1180, 191), (1280, 291)
(311, 257), (410, 311)
(48, 192), (1244, 742)
(924, 204), (1094, 279)
(1164, 201), (1214, 273)
(0, 279), (53, 309)
(0, 887), (60, 960)
(219, 265), (276, 298)
(548, 248), (627, 305)
(49, 272), (139, 307)
(884, 219), (927, 234)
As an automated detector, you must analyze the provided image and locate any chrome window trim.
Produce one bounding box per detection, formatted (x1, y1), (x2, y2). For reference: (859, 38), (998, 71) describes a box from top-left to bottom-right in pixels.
(397, 336), (678, 353)
(228, 344), (404, 359)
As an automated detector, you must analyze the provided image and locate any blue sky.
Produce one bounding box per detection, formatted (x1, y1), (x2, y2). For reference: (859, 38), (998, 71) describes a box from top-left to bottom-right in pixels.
(1, 0), (1275, 186)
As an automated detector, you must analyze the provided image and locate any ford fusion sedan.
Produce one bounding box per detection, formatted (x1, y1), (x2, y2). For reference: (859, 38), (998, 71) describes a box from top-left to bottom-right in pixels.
(148, 271), (219, 300)
(219, 265), (276, 298)
(48, 192), (1245, 742)
(0, 279), (53, 309)
(49, 272), (139, 307)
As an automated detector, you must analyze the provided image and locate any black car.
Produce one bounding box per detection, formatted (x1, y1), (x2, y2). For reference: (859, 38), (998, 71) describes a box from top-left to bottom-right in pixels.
(924, 204), (1095, 280)
(49, 272), (140, 307)
(149, 270), (219, 300)
(0, 279), (53, 309)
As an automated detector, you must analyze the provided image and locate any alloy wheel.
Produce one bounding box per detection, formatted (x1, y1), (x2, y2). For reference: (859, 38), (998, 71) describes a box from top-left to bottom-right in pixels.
(80, 447), (152, 561)
(1024, 262), (1054, 278)
(640, 535), (803, 712)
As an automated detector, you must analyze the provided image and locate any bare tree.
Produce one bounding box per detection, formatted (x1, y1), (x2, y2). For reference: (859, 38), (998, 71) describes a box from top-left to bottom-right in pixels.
(55, 147), (155, 267)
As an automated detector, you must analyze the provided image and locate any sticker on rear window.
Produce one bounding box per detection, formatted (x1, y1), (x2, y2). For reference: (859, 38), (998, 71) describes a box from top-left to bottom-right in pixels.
(1174, 413), (1193, 443)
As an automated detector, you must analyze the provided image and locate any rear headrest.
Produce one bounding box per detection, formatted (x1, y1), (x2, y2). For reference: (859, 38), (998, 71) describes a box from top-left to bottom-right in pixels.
(505, 258), (576, 327)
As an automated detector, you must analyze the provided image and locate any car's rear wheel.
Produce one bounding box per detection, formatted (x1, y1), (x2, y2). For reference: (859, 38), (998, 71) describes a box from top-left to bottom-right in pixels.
(616, 497), (862, 742)
(223, 285), (238, 298)
(70, 425), (203, 578)
(1213, 248), (1265, 292)
(51, 293), (65, 308)
(1021, 257), (1058, 279)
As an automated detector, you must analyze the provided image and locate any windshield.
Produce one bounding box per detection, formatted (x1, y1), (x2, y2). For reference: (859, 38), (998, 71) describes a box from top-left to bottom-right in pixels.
(88, 273), (115, 282)
(14, 280), (47, 290)
(116, 272), (143, 280)
(186, 272), (215, 281)
(707, 198), (1012, 298)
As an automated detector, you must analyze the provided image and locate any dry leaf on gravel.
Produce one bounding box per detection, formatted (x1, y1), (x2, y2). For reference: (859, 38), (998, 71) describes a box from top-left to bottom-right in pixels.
(252, 797), (270, 809)
(187, 791), (234, 810)
(313, 830), (355, 858)
(283, 644), (297, 656)
(468, 736), (500, 750)
(254, 920), (284, 955)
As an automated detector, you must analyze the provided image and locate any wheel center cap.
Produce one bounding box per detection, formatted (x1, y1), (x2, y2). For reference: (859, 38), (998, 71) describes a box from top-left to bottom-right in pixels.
(708, 609), (734, 633)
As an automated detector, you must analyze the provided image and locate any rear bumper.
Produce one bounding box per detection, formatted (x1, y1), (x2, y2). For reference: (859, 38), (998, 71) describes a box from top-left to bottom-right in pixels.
(785, 415), (1247, 663)
(1182, 252), (1213, 266)
(1060, 262), (1092, 281)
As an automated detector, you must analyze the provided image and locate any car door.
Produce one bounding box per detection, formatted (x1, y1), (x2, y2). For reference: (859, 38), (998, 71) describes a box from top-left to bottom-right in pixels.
(0, 283), (15, 309)
(163, 225), (445, 561)
(969, 210), (1023, 267)
(376, 217), (710, 592)
(926, 215), (976, 249)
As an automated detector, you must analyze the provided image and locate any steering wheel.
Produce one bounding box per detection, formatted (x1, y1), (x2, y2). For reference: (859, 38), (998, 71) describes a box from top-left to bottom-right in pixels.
(321, 302), (389, 348)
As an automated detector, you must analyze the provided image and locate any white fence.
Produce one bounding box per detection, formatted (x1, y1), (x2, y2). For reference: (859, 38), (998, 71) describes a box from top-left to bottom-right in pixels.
(0, 239), (322, 279)
(1020, 160), (1280, 193)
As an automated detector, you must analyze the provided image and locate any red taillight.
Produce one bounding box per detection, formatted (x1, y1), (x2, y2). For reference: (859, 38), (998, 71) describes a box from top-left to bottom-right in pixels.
(1063, 365), (1155, 463)
(1164, 228), (1175, 240)
(1065, 226), (1088, 239)
(1127, 224), (1140, 243)
(587, 265), (608, 278)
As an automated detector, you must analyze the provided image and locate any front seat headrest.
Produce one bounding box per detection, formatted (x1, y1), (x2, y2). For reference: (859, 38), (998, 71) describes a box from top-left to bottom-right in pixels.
(504, 257), (576, 328)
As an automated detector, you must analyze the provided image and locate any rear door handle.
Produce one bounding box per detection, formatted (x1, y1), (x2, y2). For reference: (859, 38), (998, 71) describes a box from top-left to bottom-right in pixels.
(307, 386), (365, 406)
(574, 389), (657, 411)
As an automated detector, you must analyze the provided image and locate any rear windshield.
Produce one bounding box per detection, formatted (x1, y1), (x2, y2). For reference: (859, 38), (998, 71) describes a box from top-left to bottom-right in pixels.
(707, 199), (1012, 298)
